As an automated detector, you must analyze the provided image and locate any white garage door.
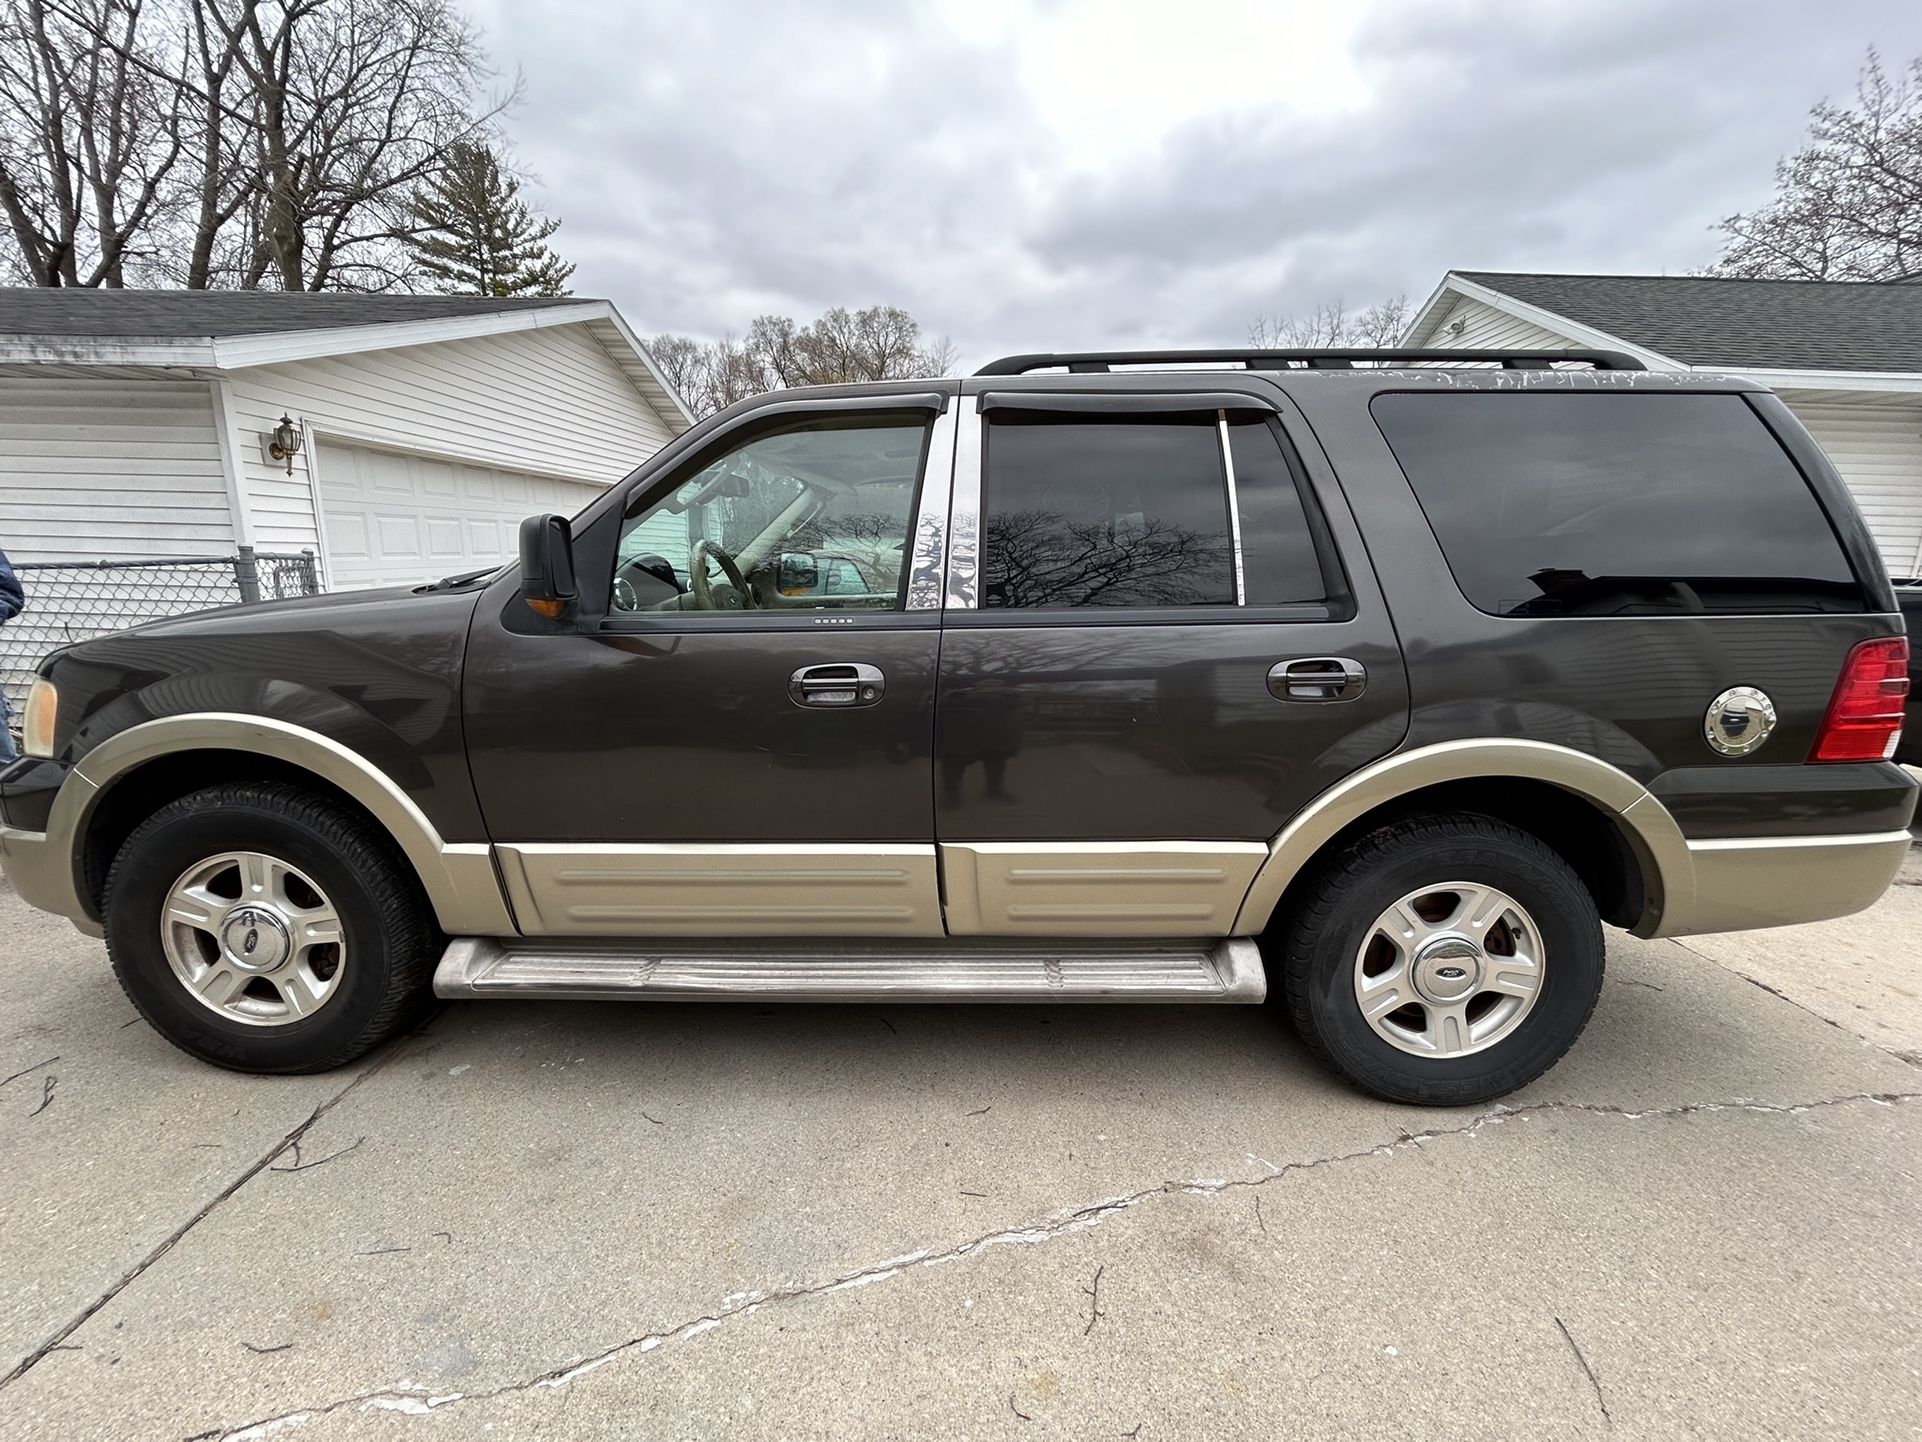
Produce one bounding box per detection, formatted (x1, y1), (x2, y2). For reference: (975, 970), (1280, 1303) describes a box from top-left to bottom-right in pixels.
(317, 442), (604, 589)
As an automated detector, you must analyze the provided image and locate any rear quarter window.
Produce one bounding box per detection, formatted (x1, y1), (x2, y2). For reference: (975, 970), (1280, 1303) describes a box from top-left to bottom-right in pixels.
(1370, 392), (1866, 617)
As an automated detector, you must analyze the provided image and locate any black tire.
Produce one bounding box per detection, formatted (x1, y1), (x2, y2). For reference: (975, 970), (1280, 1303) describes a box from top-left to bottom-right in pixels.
(1277, 813), (1604, 1106)
(104, 781), (438, 1074)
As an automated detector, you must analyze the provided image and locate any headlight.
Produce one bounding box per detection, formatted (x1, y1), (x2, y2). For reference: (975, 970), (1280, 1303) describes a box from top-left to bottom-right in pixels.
(22, 678), (57, 759)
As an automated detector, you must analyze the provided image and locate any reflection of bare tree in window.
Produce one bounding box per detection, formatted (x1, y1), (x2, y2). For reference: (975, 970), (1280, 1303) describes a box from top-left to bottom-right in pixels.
(906, 511), (946, 609)
(947, 510), (979, 608)
(788, 510), (907, 589)
(982, 510), (1233, 609)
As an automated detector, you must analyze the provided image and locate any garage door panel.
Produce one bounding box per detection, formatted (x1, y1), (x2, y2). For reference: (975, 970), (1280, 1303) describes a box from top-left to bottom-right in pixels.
(319, 442), (603, 589)
(426, 517), (467, 559)
(375, 513), (421, 557)
(327, 513), (370, 559)
(370, 458), (417, 497)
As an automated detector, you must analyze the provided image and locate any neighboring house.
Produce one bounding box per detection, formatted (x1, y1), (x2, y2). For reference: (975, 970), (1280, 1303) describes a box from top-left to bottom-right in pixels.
(1403, 272), (1922, 582)
(0, 289), (692, 588)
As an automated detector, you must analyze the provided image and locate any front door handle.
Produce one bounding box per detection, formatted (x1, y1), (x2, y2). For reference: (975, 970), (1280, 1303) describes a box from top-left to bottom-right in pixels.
(1269, 656), (1367, 702)
(789, 662), (886, 708)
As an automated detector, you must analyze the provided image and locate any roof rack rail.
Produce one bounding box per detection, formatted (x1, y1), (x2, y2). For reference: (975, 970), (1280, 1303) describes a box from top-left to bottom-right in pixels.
(974, 347), (1647, 376)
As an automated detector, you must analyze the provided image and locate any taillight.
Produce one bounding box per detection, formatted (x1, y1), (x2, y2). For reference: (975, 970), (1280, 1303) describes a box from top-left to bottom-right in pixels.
(1810, 637), (1910, 763)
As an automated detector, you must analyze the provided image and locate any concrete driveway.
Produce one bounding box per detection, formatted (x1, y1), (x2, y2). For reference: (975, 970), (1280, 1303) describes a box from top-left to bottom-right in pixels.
(1, 853), (1917, 1442)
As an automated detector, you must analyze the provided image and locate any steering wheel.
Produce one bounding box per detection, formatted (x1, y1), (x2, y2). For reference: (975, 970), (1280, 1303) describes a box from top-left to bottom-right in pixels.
(690, 539), (757, 611)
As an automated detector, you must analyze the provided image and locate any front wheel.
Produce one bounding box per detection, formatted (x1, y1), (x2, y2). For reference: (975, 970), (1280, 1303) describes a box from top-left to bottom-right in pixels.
(1277, 813), (1604, 1106)
(104, 782), (438, 1074)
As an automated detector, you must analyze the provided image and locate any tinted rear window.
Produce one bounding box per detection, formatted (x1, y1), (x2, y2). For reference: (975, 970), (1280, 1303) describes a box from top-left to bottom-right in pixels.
(1371, 393), (1864, 617)
(1227, 417), (1331, 607)
(981, 416), (1235, 608)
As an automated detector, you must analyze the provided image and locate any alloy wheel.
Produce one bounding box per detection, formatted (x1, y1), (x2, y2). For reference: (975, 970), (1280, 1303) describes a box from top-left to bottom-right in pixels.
(159, 851), (347, 1027)
(1352, 881), (1545, 1058)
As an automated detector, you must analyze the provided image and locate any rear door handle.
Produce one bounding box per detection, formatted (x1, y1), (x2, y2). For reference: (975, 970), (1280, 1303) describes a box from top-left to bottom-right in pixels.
(1268, 656), (1367, 702)
(789, 663), (886, 708)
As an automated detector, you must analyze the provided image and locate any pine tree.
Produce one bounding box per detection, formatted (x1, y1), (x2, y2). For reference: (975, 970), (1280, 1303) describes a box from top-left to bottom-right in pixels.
(410, 143), (576, 296)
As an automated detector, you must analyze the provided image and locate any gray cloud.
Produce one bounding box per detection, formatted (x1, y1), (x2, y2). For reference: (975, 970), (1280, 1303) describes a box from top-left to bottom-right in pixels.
(467, 0), (1922, 368)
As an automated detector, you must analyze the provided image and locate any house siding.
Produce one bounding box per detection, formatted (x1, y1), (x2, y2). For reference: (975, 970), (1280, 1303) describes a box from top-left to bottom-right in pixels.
(1785, 399), (1922, 581)
(0, 375), (234, 564)
(1419, 296), (1572, 352)
(221, 324), (676, 555)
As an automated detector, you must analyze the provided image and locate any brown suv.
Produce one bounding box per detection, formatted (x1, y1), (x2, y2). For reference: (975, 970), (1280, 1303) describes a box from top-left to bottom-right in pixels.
(2, 347), (1913, 1105)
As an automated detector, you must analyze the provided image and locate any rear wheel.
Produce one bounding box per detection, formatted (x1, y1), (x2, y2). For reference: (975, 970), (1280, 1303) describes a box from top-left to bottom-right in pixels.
(105, 782), (438, 1073)
(1278, 813), (1604, 1106)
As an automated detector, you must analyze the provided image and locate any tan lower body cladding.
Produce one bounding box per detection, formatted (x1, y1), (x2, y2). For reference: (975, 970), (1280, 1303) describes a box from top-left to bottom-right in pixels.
(494, 843), (947, 936)
(492, 841), (1269, 938)
(938, 842), (1267, 936)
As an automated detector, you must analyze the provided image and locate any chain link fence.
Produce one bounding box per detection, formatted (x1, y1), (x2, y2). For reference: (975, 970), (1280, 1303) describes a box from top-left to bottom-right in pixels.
(1, 549), (321, 737)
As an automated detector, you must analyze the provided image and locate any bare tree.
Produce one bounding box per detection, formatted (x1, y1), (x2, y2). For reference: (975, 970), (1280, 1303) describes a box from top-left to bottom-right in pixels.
(1247, 294), (1409, 349)
(1248, 297), (1348, 347)
(1, 0), (512, 289)
(175, 0), (251, 287)
(206, 0), (511, 290)
(745, 305), (952, 388)
(1710, 47), (1922, 281)
(646, 332), (710, 409)
(0, 0), (186, 285)
(646, 330), (764, 420)
(920, 332), (960, 376)
(653, 305), (957, 420)
(1349, 294), (1409, 347)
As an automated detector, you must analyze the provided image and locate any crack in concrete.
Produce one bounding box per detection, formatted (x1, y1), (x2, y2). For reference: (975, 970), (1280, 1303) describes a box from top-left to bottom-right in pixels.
(0, 1045), (408, 1392)
(180, 1088), (1921, 1441)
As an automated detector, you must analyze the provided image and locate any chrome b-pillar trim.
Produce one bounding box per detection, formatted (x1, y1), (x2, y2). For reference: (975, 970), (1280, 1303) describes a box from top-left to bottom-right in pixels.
(905, 400), (959, 612)
(1218, 409), (1247, 606)
(943, 396), (984, 611)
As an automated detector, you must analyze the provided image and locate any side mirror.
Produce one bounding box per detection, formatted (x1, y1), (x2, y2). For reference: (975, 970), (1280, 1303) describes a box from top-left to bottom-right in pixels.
(518, 514), (578, 621)
(776, 552), (820, 595)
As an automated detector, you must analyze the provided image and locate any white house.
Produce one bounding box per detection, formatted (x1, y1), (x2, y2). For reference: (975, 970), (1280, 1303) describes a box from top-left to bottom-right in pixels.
(1402, 271), (1922, 582)
(0, 289), (691, 587)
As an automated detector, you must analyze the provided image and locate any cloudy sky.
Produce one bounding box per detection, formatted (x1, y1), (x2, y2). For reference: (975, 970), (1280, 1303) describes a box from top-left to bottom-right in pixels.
(460, 0), (1922, 366)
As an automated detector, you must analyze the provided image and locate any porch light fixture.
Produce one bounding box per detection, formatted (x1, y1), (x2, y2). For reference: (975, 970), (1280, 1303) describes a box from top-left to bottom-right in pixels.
(267, 414), (304, 474)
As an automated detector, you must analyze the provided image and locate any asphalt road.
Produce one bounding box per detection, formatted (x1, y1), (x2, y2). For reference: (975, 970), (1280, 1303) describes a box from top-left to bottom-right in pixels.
(0, 852), (1917, 1442)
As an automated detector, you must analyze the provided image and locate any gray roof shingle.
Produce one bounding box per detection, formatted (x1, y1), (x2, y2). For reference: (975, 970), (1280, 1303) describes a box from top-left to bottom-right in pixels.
(0, 287), (597, 340)
(1455, 271), (1922, 373)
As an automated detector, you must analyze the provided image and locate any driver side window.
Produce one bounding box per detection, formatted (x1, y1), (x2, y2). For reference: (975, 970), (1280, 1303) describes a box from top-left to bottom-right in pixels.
(613, 416), (929, 616)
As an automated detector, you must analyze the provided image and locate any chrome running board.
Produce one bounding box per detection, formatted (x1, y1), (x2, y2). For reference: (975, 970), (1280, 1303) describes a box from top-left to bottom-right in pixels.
(433, 936), (1266, 1003)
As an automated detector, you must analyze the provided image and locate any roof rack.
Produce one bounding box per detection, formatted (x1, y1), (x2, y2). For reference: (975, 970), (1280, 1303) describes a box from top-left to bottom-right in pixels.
(974, 347), (1647, 375)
